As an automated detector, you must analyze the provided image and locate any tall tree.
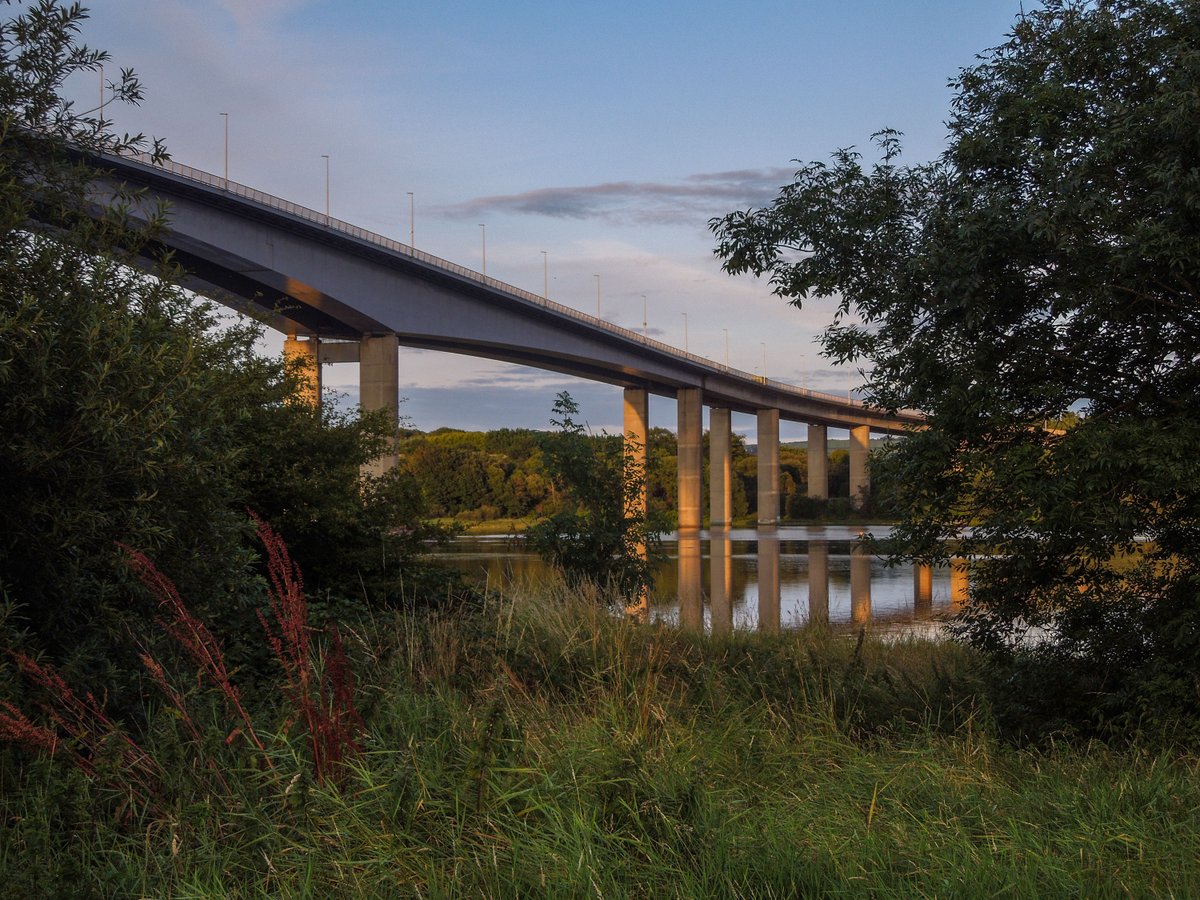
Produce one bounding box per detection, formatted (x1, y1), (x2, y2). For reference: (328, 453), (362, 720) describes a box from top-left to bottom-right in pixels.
(711, 0), (1200, 734)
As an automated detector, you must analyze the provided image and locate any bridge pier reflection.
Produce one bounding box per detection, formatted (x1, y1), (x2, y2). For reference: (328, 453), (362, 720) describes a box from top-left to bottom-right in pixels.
(709, 533), (733, 635)
(851, 544), (872, 626)
(678, 533), (703, 631)
(913, 562), (933, 615)
(757, 529), (781, 632)
(807, 540), (829, 625)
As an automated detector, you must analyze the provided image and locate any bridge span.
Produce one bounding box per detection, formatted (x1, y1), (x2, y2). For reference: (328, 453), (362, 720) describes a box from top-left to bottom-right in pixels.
(89, 151), (923, 525)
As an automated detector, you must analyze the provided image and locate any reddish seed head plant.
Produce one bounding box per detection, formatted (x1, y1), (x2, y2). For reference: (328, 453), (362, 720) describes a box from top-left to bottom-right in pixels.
(0, 512), (364, 811)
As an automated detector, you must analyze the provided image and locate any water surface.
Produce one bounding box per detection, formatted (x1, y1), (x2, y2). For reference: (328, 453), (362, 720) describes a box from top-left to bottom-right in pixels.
(434, 525), (969, 632)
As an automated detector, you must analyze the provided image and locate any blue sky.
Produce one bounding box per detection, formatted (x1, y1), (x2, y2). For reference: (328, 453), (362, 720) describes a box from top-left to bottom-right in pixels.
(79, 0), (1022, 439)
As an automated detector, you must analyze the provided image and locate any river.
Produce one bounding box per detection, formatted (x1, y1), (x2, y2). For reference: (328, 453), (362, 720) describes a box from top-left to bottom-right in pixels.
(434, 525), (969, 633)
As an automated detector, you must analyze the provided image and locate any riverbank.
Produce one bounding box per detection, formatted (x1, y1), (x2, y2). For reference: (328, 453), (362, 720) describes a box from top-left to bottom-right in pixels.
(3, 582), (1196, 896)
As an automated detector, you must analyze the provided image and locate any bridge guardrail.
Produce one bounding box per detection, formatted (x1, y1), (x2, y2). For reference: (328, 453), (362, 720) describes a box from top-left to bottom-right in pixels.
(110, 150), (920, 419)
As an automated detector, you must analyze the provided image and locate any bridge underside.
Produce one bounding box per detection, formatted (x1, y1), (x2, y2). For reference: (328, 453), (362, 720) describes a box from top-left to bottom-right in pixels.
(89, 154), (923, 523)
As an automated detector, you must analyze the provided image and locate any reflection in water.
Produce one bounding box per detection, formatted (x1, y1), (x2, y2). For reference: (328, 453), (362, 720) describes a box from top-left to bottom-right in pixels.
(807, 541), (829, 625)
(678, 534), (703, 631)
(757, 529), (781, 633)
(710, 533), (733, 635)
(914, 563), (933, 616)
(850, 544), (872, 626)
(436, 526), (964, 633)
(951, 558), (970, 610)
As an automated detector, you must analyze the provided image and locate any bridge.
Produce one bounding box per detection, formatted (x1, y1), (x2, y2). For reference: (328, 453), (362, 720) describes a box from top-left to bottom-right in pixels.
(89, 150), (923, 528)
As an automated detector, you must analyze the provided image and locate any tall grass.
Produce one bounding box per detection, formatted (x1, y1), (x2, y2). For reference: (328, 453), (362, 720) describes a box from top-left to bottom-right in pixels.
(2, 573), (1198, 896)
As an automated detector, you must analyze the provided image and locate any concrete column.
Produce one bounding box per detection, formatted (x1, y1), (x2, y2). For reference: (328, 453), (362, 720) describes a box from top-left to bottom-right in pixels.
(710, 533), (733, 636)
(360, 333), (400, 476)
(757, 530), (780, 633)
(849, 424), (871, 509)
(807, 540), (829, 626)
(283, 334), (321, 407)
(622, 388), (649, 522)
(709, 407), (732, 530)
(756, 408), (780, 527)
(807, 423), (828, 499)
(677, 388), (703, 535)
(623, 387), (650, 621)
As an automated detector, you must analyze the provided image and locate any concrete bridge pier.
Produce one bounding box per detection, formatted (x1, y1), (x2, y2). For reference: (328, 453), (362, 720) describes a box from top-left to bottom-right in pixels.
(677, 388), (703, 535)
(849, 424), (871, 509)
(360, 333), (400, 476)
(623, 387), (651, 619)
(807, 423), (828, 499)
(757, 409), (780, 527)
(284, 334), (322, 407)
(709, 407), (732, 530)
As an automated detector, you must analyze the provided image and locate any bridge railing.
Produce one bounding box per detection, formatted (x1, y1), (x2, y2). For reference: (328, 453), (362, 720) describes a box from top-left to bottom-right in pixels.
(113, 150), (915, 417)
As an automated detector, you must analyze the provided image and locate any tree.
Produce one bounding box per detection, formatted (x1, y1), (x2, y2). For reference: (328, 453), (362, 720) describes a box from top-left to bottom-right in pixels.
(711, 0), (1200, 735)
(0, 1), (439, 690)
(526, 392), (662, 598)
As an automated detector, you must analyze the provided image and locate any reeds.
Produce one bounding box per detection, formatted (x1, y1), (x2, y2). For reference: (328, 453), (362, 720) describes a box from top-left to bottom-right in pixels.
(0, 513), (363, 819)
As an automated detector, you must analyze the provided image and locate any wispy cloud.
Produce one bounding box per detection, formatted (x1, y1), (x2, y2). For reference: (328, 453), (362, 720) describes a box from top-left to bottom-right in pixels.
(214, 0), (317, 31)
(437, 167), (796, 226)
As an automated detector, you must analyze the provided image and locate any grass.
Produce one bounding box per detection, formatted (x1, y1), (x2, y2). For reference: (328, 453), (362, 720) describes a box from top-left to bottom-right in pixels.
(2, 577), (1198, 896)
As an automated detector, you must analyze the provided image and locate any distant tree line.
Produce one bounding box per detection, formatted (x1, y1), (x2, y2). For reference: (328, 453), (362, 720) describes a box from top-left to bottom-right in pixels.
(399, 424), (877, 525)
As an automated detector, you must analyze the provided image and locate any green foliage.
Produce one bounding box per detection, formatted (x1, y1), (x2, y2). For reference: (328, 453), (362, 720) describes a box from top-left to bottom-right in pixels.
(711, 0), (1200, 736)
(0, 1), (443, 692)
(240, 398), (445, 607)
(526, 392), (663, 597)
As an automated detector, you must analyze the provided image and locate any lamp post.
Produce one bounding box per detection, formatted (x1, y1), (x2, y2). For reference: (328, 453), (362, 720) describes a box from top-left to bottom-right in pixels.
(219, 112), (228, 189)
(761, 342), (767, 376)
(641, 294), (647, 338)
(321, 154), (330, 220)
(407, 191), (414, 246)
(723, 328), (730, 368)
(541, 250), (548, 298)
(479, 224), (487, 276)
(683, 312), (689, 352)
(593, 274), (600, 317)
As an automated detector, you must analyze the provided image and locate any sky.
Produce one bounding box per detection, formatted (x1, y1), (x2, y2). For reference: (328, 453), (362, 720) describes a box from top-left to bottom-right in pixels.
(74, 0), (1023, 440)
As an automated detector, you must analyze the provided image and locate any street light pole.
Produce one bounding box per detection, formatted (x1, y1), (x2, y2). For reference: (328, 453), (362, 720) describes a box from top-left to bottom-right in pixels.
(723, 328), (729, 368)
(219, 112), (228, 189)
(641, 294), (647, 338)
(479, 224), (487, 276)
(541, 251), (548, 298)
(321, 154), (330, 220)
(761, 342), (767, 376)
(683, 312), (689, 352)
(593, 274), (600, 317)
(407, 192), (414, 246)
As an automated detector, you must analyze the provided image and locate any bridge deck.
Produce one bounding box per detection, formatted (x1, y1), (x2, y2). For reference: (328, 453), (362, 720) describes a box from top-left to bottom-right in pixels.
(90, 151), (924, 434)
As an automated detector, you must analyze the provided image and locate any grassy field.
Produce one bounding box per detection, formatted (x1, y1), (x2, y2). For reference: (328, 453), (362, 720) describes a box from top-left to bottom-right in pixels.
(2, 580), (1197, 897)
